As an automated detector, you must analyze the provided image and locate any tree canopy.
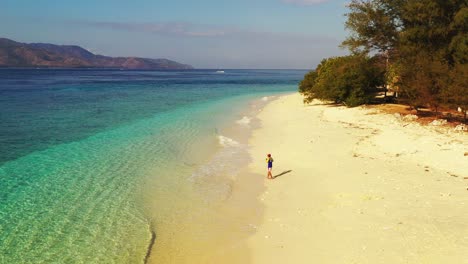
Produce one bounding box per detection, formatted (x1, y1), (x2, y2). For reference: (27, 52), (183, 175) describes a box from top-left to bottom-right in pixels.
(300, 55), (384, 107)
(301, 0), (467, 121)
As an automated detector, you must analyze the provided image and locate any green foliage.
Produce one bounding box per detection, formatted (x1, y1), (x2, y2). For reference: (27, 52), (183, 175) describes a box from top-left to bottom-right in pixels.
(299, 55), (384, 106)
(339, 0), (467, 116)
(298, 70), (318, 101)
(301, 0), (466, 116)
(442, 63), (468, 120)
(449, 6), (468, 64)
(398, 0), (466, 112)
(399, 51), (449, 111)
(399, 0), (465, 57)
(342, 0), (402, 54)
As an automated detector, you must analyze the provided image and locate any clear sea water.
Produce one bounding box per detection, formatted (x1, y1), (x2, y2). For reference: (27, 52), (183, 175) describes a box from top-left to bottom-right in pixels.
(0, 69), (305, 263)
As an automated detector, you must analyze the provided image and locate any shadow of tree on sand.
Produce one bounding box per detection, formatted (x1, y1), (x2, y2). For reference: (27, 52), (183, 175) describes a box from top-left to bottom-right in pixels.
(274, 170), (292, 179)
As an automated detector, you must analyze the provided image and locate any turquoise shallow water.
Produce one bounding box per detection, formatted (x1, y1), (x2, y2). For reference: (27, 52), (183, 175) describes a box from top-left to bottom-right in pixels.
(0, 69), (306, 263)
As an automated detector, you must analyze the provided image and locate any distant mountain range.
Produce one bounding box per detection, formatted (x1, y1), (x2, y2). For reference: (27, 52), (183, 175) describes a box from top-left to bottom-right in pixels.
(0, 38), (193, 70)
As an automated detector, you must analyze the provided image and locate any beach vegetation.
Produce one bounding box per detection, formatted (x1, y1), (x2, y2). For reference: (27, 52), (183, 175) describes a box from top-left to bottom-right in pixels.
(302, 0), (467, 121)
(299, 70), (318, 99)
(342, 0), (401, 55)
(300, 55), (384, 106)
(442, 63), (468, 121)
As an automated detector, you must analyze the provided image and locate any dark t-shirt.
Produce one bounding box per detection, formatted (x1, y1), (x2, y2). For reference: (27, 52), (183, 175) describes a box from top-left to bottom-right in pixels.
(267, 157), (273, 168)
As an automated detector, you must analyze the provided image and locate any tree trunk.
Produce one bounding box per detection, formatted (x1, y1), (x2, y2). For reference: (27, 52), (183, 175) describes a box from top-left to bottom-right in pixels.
(384, 50), (389, 98)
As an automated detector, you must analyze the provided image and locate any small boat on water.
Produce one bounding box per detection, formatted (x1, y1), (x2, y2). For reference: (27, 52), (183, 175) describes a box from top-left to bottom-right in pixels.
(215, 70), (225, 73)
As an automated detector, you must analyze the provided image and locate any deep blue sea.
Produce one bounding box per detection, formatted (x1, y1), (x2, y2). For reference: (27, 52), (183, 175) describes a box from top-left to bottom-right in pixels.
(0, 69), (306, 263)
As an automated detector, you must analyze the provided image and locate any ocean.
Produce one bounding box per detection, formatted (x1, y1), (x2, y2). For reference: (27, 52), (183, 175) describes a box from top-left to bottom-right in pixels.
(0, 69), (306, 263)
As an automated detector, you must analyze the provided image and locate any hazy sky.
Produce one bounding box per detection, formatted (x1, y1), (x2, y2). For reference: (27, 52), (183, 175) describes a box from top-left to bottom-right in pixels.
(1, 0), (350, 69)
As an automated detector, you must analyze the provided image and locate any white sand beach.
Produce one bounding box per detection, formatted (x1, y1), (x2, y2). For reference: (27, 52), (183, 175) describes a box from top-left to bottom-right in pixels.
(246, 93), (468, 264)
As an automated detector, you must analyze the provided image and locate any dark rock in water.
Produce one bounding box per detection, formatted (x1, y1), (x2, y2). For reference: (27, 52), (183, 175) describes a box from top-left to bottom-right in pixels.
(0, 37), (193, 70)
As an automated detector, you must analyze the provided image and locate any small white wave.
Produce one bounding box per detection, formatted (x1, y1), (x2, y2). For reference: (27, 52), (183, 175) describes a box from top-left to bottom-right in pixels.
(261, 96), (269, 101)
(236, 116), (251, 125)
(217, 135), (239, 147)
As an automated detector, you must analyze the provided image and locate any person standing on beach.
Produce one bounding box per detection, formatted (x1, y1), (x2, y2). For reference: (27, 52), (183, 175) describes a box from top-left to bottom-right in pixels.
(266, 154), (274, 179)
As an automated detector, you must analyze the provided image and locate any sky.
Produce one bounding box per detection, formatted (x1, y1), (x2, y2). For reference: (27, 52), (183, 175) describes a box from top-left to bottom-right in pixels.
(1, 0), (350, 69)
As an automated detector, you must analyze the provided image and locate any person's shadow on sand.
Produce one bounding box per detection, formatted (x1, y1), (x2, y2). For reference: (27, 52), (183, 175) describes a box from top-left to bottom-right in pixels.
(274, 170), (292, 179)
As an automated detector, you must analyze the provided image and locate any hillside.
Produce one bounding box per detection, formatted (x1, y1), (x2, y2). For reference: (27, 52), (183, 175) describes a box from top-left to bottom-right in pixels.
(0, 38), (193, 70)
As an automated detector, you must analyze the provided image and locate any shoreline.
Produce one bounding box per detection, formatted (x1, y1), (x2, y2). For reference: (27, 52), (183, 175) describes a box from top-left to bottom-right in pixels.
(245, 93), (468, 263)
(145, 94), (284, 263)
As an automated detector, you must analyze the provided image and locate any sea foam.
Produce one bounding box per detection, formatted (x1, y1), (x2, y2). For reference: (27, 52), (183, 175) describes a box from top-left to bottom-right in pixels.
(217, 135), (240, 147)
(236, 116), (251, 125)
(190, 134), (249, 203)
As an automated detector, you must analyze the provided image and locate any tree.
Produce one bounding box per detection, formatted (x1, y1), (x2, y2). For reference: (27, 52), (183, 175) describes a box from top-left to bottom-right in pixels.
(342, 0), (403, 96)
(442, 64), (468, 121)
(399, 51), (449, 113)
(449, 5), (468, 64)
(342, 0), (467, 117)
(299, 55), (384, 106)
(342, 0), (402, 54)
(299, 70), (318, 103)
(399, 0), (465, 57)
(397, 0), (466, 114)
